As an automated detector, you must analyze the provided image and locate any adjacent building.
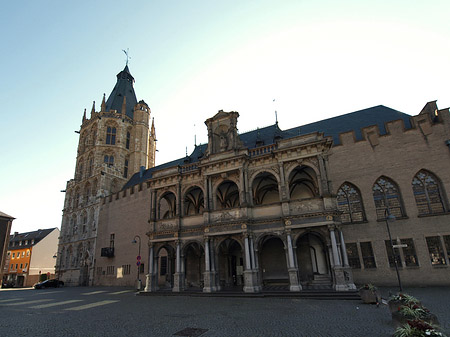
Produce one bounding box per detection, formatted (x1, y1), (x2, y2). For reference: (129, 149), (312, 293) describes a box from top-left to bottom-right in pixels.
(0, 211), (14, 285)
(3, 228), (60, 287)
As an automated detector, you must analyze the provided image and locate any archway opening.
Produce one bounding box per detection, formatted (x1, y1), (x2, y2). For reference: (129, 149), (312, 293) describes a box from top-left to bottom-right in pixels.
(218, 238), (243, 288)
(259, 236), (288, 286)
(184, 242), (204, 288)
(296, 233), (330, 286)
(157, 246), (175, 288)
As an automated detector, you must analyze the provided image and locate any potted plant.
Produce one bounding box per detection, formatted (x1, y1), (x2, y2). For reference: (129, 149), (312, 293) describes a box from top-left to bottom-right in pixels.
(359, 284), (381, 304)
(388, 293), (420, 314)
(393, 319), (446, 337)
(392, 303), (439, 328)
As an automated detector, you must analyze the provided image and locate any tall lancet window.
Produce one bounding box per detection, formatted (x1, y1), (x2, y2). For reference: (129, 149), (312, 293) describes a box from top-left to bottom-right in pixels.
(337, 182), (366, 223)
(372, 176), (405, 220)
(106, 127), (116, 145)
(412, 170), (445, 215)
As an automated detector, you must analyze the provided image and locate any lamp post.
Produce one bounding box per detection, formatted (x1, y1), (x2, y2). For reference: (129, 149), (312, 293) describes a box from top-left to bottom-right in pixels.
(132, 235), (141, 290)
(384, 208), (402, 292)
(52, 252), (61, 280)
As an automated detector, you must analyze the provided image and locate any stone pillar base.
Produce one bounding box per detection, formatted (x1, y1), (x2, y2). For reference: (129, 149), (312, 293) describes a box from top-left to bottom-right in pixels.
(203, 271), (215, 293)
(332, 266), (356, 291)
(288, 268), (302, 292)
(243, 270), (261, 293)
(144, 273), (158, 292)
(172, 272), (185, 292)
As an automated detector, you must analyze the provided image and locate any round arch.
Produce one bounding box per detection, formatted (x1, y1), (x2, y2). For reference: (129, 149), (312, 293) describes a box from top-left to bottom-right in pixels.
(287, 165), (319, 200)
(215, 180), (240, 210)
(158, 191), (177, 219)
(183, 185), (205, 216)
(251, 171), (280, 205)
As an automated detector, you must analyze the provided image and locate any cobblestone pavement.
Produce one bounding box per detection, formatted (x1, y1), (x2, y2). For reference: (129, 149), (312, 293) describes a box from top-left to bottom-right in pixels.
(0, 286), (448, 337)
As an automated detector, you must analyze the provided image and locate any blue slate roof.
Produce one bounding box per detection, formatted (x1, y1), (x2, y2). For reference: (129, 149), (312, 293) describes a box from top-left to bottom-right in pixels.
(122, 105), (412, 189)
(105, 65), (138, 119)
(284, 105), (412, 145)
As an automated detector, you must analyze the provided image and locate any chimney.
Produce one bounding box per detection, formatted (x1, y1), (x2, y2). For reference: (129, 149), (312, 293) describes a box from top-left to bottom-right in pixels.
(13, 232), (18, 237)
(139, 166), (145, 178)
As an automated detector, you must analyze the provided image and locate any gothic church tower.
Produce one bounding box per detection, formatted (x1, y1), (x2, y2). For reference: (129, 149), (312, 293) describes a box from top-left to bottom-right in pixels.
(57, 65), (156, 286)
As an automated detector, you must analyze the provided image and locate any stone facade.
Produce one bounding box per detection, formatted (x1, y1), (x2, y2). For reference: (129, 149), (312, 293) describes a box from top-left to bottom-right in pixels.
(57, 66), (156, 286)
(83, 69), (450, 291)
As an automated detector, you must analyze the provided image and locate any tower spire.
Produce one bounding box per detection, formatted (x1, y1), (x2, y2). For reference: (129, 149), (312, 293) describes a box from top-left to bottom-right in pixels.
(101, 93), (106, 112)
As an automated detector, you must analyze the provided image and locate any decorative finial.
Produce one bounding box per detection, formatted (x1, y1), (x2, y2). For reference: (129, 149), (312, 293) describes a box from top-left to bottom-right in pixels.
(101, 93), (106, 112)
(122, 48), (131, 66)
(273, 98), (278, 125)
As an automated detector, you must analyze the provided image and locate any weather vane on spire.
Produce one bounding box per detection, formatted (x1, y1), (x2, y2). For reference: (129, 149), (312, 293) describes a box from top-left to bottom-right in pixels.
(122, 48), (131, 66)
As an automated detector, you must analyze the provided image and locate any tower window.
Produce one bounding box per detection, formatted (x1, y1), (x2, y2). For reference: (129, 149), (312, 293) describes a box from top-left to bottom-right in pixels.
(104, 155), (114, 167)
(124, 159), (129, 178)
(126, 132), (130, 149)
(106, 127), (116, 145)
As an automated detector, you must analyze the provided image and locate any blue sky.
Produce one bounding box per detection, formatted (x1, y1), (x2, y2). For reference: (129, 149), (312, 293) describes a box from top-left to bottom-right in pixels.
(1, 0), (450, 234)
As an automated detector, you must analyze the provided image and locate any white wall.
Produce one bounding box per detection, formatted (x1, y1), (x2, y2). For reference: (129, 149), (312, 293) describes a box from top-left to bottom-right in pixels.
(29, 228), (60, 276)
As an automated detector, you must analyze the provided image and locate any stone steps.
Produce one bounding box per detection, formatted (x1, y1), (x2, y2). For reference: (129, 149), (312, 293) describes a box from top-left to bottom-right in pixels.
(137, 289), (361, 300)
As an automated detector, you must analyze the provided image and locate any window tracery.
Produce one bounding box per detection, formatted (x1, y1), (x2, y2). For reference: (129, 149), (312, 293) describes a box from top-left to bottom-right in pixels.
(412, 170), (445, 215)
(337, 182), (365, 223)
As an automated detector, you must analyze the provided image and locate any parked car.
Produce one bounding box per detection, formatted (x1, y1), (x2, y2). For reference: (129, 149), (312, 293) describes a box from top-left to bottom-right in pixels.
(1, 281), (14, 288)
(33, 279), (64, 289)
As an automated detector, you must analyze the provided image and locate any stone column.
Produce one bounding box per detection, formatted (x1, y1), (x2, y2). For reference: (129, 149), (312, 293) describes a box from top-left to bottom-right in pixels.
(203, 238), (214, 292)
(339, 229), (349, 267)
(209, 238), (218, 291)
(243, 234), (260, 293)
(144, 244), (156, 292)
(329, 226), (341, 267)
(286, 233), (301, 292)
(239, 168), (246, 206)
(329, 225), (356, 291)
(244, 236), (252, 270)
(173, 241), (184, 292)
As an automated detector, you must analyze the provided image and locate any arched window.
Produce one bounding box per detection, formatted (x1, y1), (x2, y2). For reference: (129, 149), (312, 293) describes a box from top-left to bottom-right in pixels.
(372, 176), (405, 220)
(75, 189), (80, 208)
(412, 170), (445, 215)
(104, 155), (114, 167)
(88, 156), (94, 177)
(337, 182), (366, 223)
(106, 127), (116, 145)
(126, 131), (131, 149)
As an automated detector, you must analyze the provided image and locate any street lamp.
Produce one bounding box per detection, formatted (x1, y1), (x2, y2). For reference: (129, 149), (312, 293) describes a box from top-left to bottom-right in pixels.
(384, 208), (402, 292)
(52, 252), (61, 280)
(132, 235), (141, 290)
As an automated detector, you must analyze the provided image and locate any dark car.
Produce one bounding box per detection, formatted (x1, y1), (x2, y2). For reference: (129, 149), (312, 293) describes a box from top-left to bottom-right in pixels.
(1, 281), (14, 288)
(33, 279), (64, 289)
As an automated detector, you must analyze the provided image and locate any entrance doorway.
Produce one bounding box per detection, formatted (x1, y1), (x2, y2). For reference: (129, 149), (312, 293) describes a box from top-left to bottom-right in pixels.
(296, 233), (330, 287)
(218, 238), (243, 288)
(184, 242), (204, 288)
(259, 236), (289, 286)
